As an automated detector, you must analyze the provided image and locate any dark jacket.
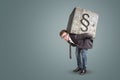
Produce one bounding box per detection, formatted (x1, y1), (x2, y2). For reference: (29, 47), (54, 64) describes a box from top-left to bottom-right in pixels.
(68, 33), (93, 49)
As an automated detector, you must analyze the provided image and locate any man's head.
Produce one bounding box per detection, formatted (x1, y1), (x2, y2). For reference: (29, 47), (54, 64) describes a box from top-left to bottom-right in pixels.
(59, 30), (69, 41)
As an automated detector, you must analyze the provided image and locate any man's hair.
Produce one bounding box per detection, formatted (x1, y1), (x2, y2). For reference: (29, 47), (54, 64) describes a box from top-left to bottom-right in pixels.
(59, 29), (68, 36)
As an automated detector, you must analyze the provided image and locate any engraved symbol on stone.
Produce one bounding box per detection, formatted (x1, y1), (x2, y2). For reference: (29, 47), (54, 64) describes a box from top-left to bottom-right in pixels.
(80, 13), (90, 32)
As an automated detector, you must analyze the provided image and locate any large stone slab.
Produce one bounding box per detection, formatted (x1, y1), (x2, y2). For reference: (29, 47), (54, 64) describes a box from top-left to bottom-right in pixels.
(67, 7), (99, 38)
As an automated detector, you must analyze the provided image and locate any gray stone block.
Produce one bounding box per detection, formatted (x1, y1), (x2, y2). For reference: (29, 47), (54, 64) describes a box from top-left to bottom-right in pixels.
(67, 7), (99, 38)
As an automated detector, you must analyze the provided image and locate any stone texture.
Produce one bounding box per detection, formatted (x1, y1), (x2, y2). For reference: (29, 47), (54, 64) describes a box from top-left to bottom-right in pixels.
(67, 7), (99, 38)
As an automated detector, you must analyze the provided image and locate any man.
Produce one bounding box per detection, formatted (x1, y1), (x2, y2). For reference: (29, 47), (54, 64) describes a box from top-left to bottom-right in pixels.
(59, 29), (93, 75)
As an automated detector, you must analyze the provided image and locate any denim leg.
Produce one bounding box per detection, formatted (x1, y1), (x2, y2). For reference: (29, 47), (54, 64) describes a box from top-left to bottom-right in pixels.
(75, 47), (81, 68)
(81, 49), (88, 69)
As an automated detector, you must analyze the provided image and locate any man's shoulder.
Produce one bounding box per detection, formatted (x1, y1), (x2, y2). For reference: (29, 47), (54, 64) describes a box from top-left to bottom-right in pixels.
(69, 33), (83, 38)
(69, 33), (89, 35)
(76, 33), (92, 37)
(69, 33), (76, 35)
(69, 33), (76, 36)
(69, 33), (92, 37)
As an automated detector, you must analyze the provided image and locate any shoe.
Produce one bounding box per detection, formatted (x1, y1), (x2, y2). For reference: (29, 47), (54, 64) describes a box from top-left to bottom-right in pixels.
(79, 69), (87, 75)
(73, 67), (81, 72)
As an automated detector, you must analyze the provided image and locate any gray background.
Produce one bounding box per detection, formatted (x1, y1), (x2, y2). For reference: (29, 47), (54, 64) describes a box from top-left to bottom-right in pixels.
(0, 0), (120, 80)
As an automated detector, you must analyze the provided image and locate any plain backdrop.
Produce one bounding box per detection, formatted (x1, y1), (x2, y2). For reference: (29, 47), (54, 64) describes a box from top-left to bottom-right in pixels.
(0, 0), (120, 80)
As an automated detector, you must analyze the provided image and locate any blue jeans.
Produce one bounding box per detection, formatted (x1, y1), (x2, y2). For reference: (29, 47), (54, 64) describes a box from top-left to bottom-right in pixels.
(75, 47), (88, 69)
